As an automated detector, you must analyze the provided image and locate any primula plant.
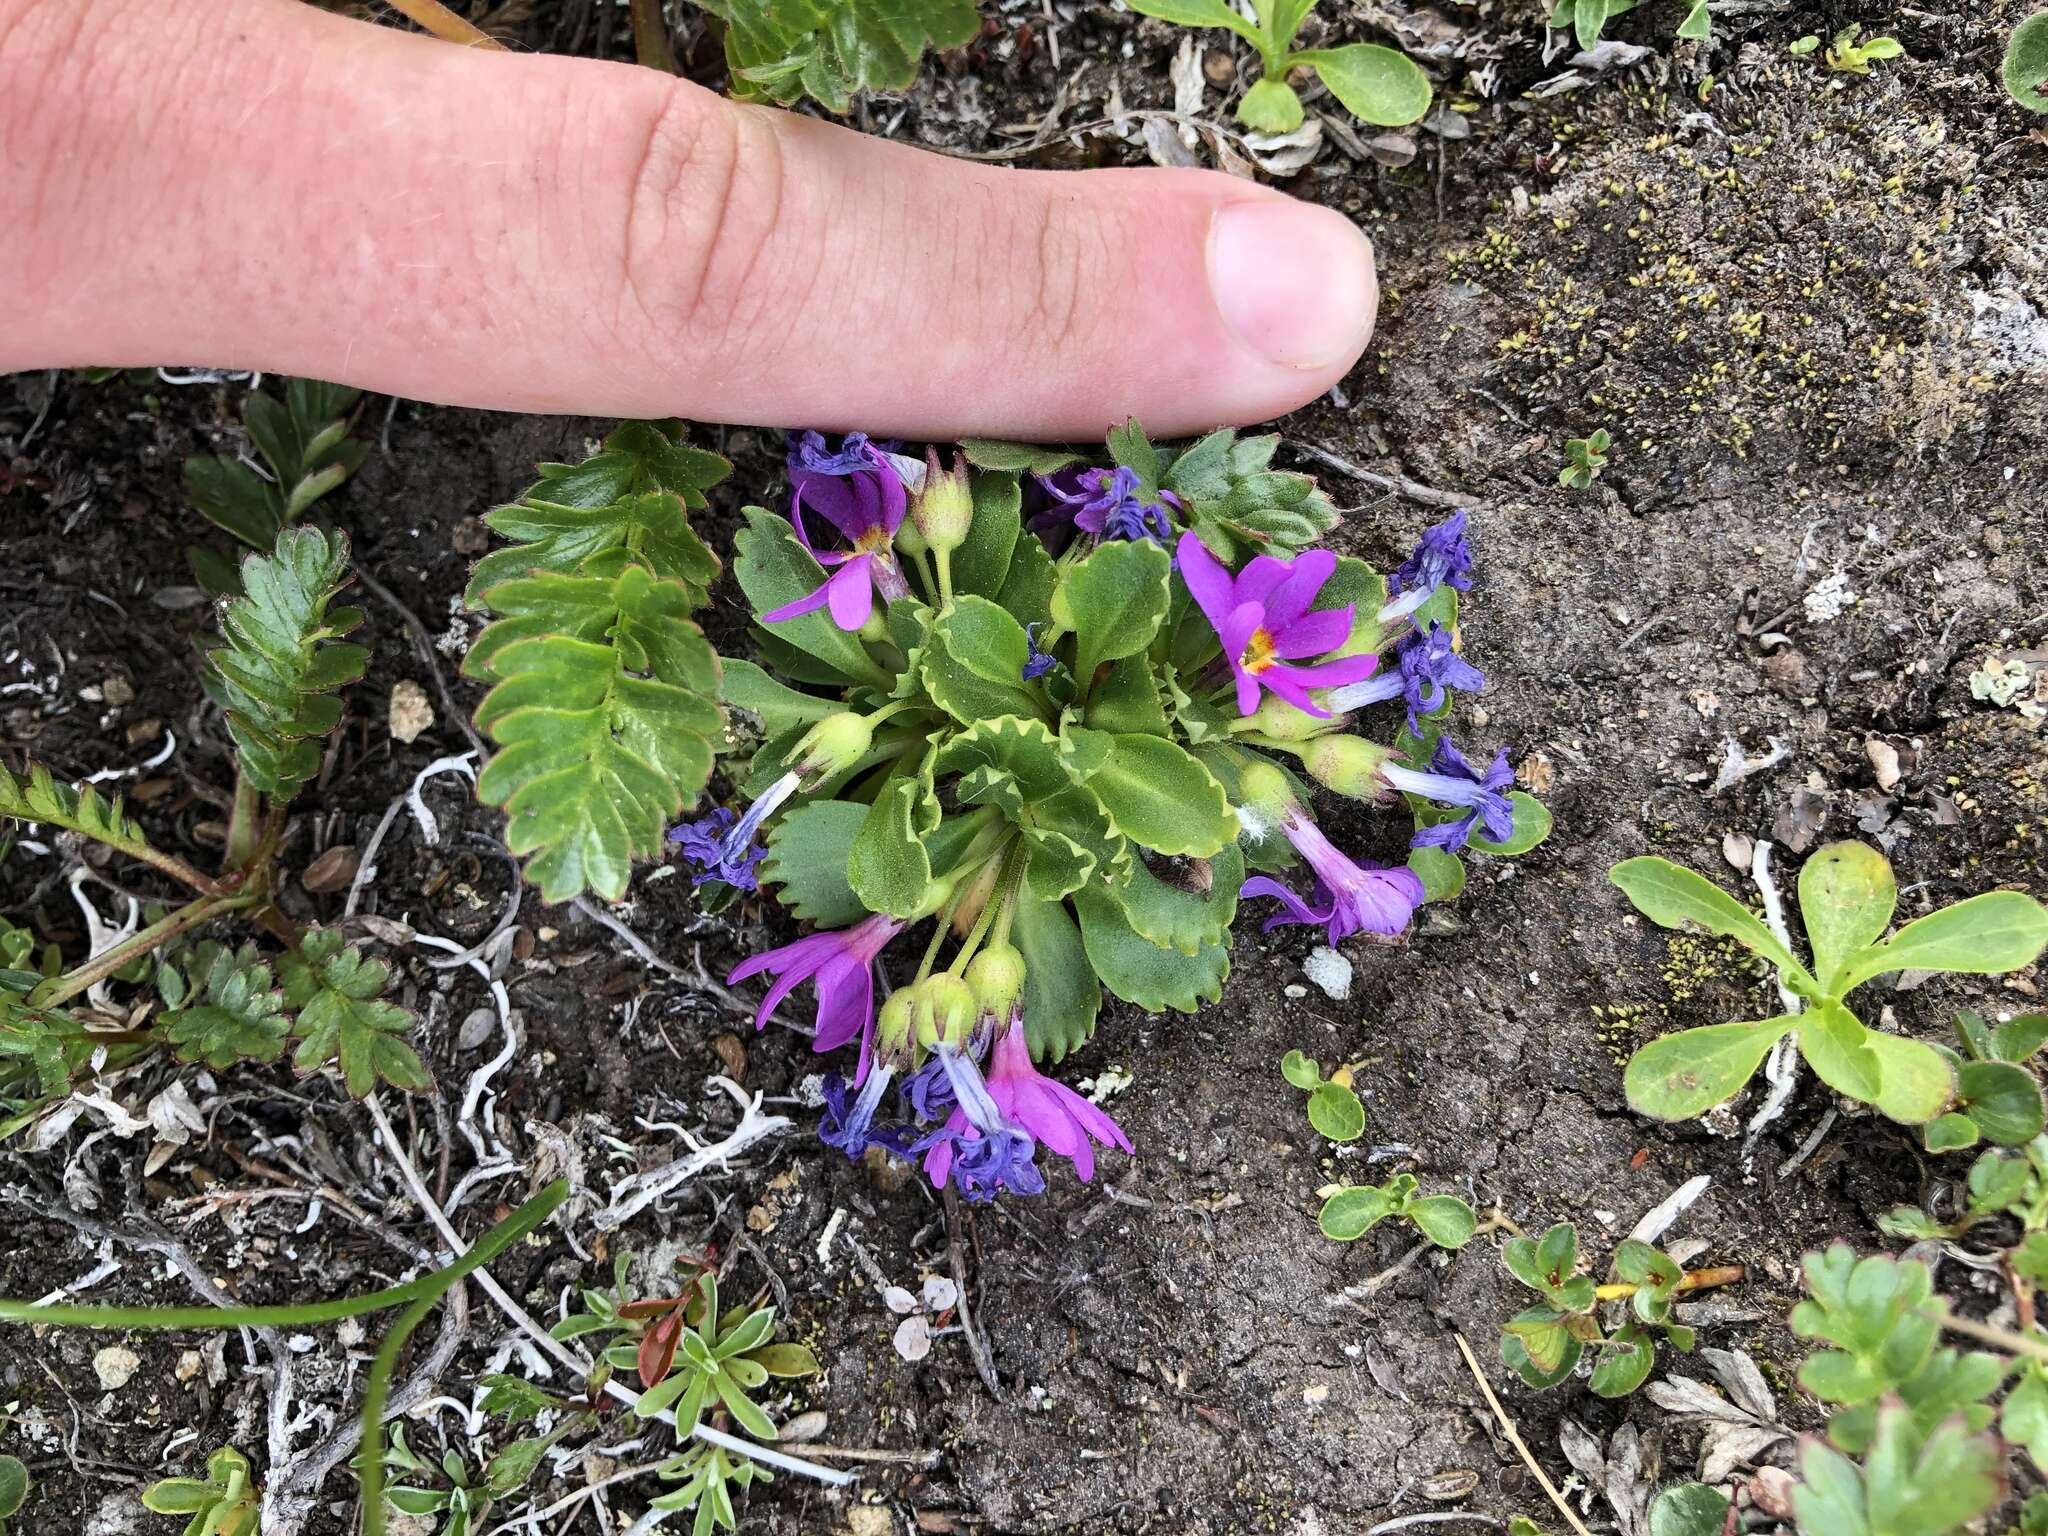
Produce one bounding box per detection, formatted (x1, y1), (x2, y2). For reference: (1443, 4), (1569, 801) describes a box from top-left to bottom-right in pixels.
(663, 424), (1546, 1201)
(1498, 1221), (1742, 1398)
(1127, 0), (1433, 132)
(142, 1447), (262, 1536)
(1616, 841), (2048, 1126)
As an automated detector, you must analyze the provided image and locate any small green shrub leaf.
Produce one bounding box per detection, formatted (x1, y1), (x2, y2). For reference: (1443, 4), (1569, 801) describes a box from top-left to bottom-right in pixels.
(1467, 792), (1552, 857)
(1074, 885), (1228, 1014)
(846, 777), (936, 919)
(1407, 1195), (1478, 1248)
(1052, 540), (1173, 698)
(759, 800), (868, 927)
(1647, 1485), (1727, 1536)
(1236, 76), (1307, 132)
(1280, 1049), (1322, 1090)
(705, 0), (982, 112)
(1954, 1060), (2043, 1145)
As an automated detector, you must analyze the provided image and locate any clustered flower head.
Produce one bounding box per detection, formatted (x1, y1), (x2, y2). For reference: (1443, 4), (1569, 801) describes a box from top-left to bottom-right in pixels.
(679, 427), (1535, 1206)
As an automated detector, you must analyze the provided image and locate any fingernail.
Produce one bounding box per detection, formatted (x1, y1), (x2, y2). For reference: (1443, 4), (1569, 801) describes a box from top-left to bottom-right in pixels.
(1208, 199), (1377, 371)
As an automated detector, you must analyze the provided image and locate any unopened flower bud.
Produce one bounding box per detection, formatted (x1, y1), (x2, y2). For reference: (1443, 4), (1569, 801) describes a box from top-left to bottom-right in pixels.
(858, 606), (888, 643)
(1235, 761), (1297, 822)
(875, 988), (918, 1062)
(793, 712), (874, 785)
(1239, 691), (1348, 742)
(912, 975), (978, 1050)
(1301, 736), (1396, 800)
(965, 943), (1027, 1021)
(910, 449), (974, 556)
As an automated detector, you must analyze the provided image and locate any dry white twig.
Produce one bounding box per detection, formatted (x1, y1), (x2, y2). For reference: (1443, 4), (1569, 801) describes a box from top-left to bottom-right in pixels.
(1742, 840), (1805, 1169)
(596, 1077), (791, 1231)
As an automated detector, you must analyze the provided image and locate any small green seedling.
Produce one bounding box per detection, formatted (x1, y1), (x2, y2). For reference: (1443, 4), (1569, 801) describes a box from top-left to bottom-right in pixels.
(1318, 1172), (1476, 1247)
(381, 1422), (556, 1536)
(182, 379), (364, 594)
(1882, 1138), (2048, 1242)
(140, 1446), (261, 1536)
(557, 1266), (817, 1432)
(1559, 429), (1611, 490)
(1281, 1048), (1365, 1142)
(1127, 0), (1433, 132)
(1549, 1), (1709, 48)
(1615, 841), (2048, 1126)
(0, 1455), (27, 1536)
(1923, 1011), (2048, 1152)
(1821, 26), (1905, 75)
(2007, 10), (2048, 112)
(1499, 1222), (1735, 1398)
(1786, 1245), (2009, 1535)
(650, 1441), (779, 1535)
(704, 0), (980, 114)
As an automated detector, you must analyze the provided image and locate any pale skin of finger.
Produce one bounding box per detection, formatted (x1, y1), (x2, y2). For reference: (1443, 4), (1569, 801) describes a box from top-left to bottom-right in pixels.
(0, 0), (1379, 439)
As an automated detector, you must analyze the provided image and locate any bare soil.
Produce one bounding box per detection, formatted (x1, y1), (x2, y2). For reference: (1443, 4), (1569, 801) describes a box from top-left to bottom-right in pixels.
(3, 2), (2046, 1533)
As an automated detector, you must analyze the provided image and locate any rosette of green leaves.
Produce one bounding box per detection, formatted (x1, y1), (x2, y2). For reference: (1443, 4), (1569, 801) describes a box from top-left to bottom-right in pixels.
(1616, 841), (2048, 1126)
(700, 0), (980, 113)
(734, 459), (1248, 1061)
(1923, 1010), (2048, 1153)
(651, 1442), (777, 1535)
(1126, 1), (1432, 133)
(624, 1271), (819, 1433)
(141, 1446), (261, 1536)
(464, 422), (728, 904)
(1499, 1223), (1690, 1397)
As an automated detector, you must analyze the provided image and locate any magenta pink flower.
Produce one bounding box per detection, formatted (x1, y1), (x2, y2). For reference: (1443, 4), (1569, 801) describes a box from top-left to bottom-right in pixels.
(1176, 533), (1382, 717)
(921, 1015), (1132, 1191)
(726, 913), (903, 1080)
(1241, 802), (1424, 943)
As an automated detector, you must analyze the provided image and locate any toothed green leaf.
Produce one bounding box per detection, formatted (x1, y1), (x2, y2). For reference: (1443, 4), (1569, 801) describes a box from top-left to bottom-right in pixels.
(281, 929), (428, 1098)
(160, 942), (292, 1070)
(703, 0), (981, 112)
(199, 526), (367, 800)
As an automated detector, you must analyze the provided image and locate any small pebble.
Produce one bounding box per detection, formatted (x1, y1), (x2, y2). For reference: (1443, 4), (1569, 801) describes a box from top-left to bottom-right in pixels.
(93, 1346), (140, 1391)
(1304, 948), (1353, 1001)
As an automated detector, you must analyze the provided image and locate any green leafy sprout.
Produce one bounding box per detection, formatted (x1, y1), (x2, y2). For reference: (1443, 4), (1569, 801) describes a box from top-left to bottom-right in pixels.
(1, 520), (435, 1134)
(1498, 1221), (1742, 1398)
(1548, 2), (1710, 50)
(1615, 840), (2048, 1127)
(1559, 429), (1611, 491)
(1319, 1172), (1477, 1247)
(702, 0), (980, 113)
(0, 1455), (27, 1536)
(1127, 0), (1434, 133)
(141, 1447), (260, 1536)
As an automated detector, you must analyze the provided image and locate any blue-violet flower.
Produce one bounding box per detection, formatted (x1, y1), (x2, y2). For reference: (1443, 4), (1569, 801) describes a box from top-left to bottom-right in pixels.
(1045, 465), (1181, 544)
(1322, 620), (1486, 734)
(1380, 510), (1474, 623)
(1388, 738), (1516, 852)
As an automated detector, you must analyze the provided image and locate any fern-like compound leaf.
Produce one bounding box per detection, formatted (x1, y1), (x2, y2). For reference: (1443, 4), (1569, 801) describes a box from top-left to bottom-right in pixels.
(160, 942), (292, 1070)
(0, 760), (160, 863)
(200, 527), (368, 800)
(468, 565), (722, 904)
(701, 0), (982, 112)
(280, 929), (428, 1097)
(464, 421), (727, 608)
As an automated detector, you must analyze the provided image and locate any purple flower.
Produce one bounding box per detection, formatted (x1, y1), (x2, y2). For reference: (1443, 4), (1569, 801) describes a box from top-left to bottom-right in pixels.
(1386, 738), (1516, 853)
(667, 807), (766, 890)
(1024, 467), (1090, 554)
(915, 1041), (1046, 1201)
(1022, 622), (1056, 681)
(1323, 621), (1486, 733)
(917, 1019), (1132, 1197)
(1241, 803), (1425, 943)
(1177, 533), (1382, 718)
(764, 435), (913, 632)
(819, 1069), (916, 1160)
(1381, 511), (1474, 623)
(727, 913), (904, 1080)
(1044, 466), (1181, 544)
(900, 1053), (957, 1122)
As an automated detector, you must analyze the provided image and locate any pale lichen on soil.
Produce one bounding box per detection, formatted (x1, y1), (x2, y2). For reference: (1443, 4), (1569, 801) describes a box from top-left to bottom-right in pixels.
(2, 2), (2045, 1533)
